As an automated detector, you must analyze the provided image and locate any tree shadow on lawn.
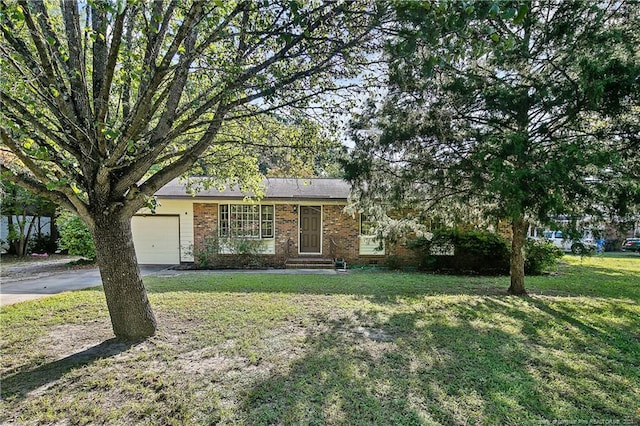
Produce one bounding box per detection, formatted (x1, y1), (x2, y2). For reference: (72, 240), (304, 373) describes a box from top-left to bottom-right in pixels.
(527, 263), (640, 301)
(1, 339), (137, 401)
(141, 269), (639, 303)
(142, 273), (503, 297)
(238, 297), (638, 425)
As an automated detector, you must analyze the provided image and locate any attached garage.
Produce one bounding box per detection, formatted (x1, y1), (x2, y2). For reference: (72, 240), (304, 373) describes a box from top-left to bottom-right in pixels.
(131, 215), (180, 264)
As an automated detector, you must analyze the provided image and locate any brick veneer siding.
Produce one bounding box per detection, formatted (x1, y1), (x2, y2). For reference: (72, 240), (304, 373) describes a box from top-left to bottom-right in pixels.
(275, 203), (362, 264)
(274, 204), (298, 264)
(322, 204), (359, 262)
(391, 242), (420, 266)
(192, 201), (397, 267)
(193, 202), (282, 267)
(323, 204), (400, 266)
(193, 203), (218, 250)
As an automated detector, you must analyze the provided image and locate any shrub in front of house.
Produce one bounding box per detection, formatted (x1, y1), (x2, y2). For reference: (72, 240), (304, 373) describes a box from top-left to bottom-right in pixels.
(384, 254), (403, 270)
(524, 239), (564, 275)
(408, 228), (565, 276)
(190, 228), (269, 269)
(192, 234), (221, 268)
(408, 228), (511, 275)
(225, 238), (267, 268)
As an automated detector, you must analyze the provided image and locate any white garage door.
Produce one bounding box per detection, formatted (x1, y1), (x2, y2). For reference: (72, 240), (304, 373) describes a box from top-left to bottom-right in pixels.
(131, 215), (180, 264)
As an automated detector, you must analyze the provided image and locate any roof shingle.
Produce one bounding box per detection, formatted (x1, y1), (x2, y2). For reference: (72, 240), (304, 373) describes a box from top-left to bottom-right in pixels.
(155, 177), (350, 201)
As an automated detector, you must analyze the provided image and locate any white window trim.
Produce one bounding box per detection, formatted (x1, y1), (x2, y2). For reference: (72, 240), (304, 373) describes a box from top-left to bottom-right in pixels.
(359, 213), (385, 255)
(218, 204), (275, 240)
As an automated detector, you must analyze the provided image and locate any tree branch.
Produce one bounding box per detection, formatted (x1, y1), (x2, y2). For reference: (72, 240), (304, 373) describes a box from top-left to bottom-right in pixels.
(95, 5), (127, 131)
(0, 129), (91, 224)
(0, 91), (83, 160)
(60, 0), (95, 155)
(133, 105), (229, 202)
(117, 1), (203, 152)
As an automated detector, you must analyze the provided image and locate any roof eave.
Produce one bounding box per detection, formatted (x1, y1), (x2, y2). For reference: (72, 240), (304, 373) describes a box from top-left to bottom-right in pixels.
(156, 195), (348, 202)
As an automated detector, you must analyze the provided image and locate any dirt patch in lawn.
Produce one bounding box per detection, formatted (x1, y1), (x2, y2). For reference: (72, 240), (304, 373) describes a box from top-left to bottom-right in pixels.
(33, 312), (200, 366)
(18, 311), (308, 395)
(44, 320), (116, 360)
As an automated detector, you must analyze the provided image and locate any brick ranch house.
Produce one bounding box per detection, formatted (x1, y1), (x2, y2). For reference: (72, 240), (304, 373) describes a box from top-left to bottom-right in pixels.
(130, 177), (385, 267)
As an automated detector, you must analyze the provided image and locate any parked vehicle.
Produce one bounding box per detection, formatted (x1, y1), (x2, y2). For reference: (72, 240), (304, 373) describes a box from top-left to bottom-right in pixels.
(539, 230), (596, 254)
(621, 238), (640, 252)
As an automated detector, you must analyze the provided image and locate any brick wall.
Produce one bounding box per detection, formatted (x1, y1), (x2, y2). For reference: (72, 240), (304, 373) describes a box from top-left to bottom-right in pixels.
(323, 205), (359, 262)
(193, 202), (283, 267)
(274, 204), (298, 264)
(274, 203), (363, 264)
(192, 201), (403, 267)
(193, 203), (218, 250)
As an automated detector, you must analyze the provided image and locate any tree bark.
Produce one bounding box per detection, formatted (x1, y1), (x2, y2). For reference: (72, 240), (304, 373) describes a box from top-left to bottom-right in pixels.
(7, 215), (15, 255)
(92, 213), (157, 340)
(508, 216), (529, 295)
(23, 211), (36, 256)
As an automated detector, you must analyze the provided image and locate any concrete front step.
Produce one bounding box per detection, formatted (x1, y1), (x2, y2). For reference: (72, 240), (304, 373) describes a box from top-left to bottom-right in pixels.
(286, 257), (333, 264)
(285, 263), (334, 269)
(285, 257), (334, 269)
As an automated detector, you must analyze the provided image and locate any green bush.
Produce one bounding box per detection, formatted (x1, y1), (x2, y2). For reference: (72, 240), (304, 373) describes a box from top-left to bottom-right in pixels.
(28, 233), (57, 254)
(384, 254), (402, 270)
(190, 228), (266, 268)
(56, 212), (96, 259)
(409, 228), (565, 276)
(524, 239), (564, 275)
(225, 237), (266, 268)
(408, 228), (510, 275)
(192, 235), (221, 268)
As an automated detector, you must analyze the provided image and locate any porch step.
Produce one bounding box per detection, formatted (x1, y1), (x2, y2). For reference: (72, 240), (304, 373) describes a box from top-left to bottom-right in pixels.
(285, 257), (335, 269)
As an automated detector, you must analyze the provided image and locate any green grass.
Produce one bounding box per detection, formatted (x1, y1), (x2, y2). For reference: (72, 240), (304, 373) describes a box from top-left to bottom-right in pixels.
(1, 254), (639, 425)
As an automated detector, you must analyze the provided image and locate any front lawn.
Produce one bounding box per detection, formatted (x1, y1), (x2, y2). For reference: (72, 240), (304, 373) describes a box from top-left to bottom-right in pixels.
(1, 255), (638, 425)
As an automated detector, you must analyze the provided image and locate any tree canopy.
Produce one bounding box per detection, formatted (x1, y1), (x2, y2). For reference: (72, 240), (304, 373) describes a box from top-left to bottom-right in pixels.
(0, 0), (381, 339)
(346, 0), (640, 294)
(1, 0), (379, 223)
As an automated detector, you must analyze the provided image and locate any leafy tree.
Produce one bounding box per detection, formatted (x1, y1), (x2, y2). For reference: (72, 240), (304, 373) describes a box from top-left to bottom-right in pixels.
(257, 117), (347, 178)
(346, 1), (640, 294)
(0, 0), (381, 339)
(313, 142), (349, 178)
(1, 180), (55, 256)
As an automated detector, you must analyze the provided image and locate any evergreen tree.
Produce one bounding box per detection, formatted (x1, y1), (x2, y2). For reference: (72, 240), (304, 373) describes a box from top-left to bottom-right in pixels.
(346, 1), (640, 294)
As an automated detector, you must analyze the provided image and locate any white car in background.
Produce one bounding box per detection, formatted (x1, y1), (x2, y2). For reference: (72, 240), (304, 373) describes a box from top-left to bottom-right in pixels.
(540, 230), (596, 254)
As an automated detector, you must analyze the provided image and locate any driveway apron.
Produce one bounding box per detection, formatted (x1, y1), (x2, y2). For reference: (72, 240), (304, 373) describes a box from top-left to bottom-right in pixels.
(0, 265), (168, 306)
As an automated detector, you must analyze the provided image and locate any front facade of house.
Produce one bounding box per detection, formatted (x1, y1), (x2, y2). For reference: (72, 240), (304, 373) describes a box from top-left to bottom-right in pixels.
(131, 178), (385, 266)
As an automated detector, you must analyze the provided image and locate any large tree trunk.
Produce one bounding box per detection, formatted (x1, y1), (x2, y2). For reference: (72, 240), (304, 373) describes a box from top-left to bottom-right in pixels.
(508, 216), (529, 295)
(93, 214), (157, 340)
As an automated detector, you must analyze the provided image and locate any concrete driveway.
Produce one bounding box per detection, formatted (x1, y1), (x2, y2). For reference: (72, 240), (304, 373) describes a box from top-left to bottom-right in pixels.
(0, 264), (169, 306)
(1, 256), (341, 307)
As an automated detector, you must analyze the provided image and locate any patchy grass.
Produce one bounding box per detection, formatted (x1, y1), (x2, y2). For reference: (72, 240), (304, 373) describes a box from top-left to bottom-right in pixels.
(1, 254), (638, 425)
(1, 254), (88, 281)
(0, 254), (79, 265)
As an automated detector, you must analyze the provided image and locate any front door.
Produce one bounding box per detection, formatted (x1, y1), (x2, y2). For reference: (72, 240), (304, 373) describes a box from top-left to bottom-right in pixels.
(300, 206), (321, 253)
